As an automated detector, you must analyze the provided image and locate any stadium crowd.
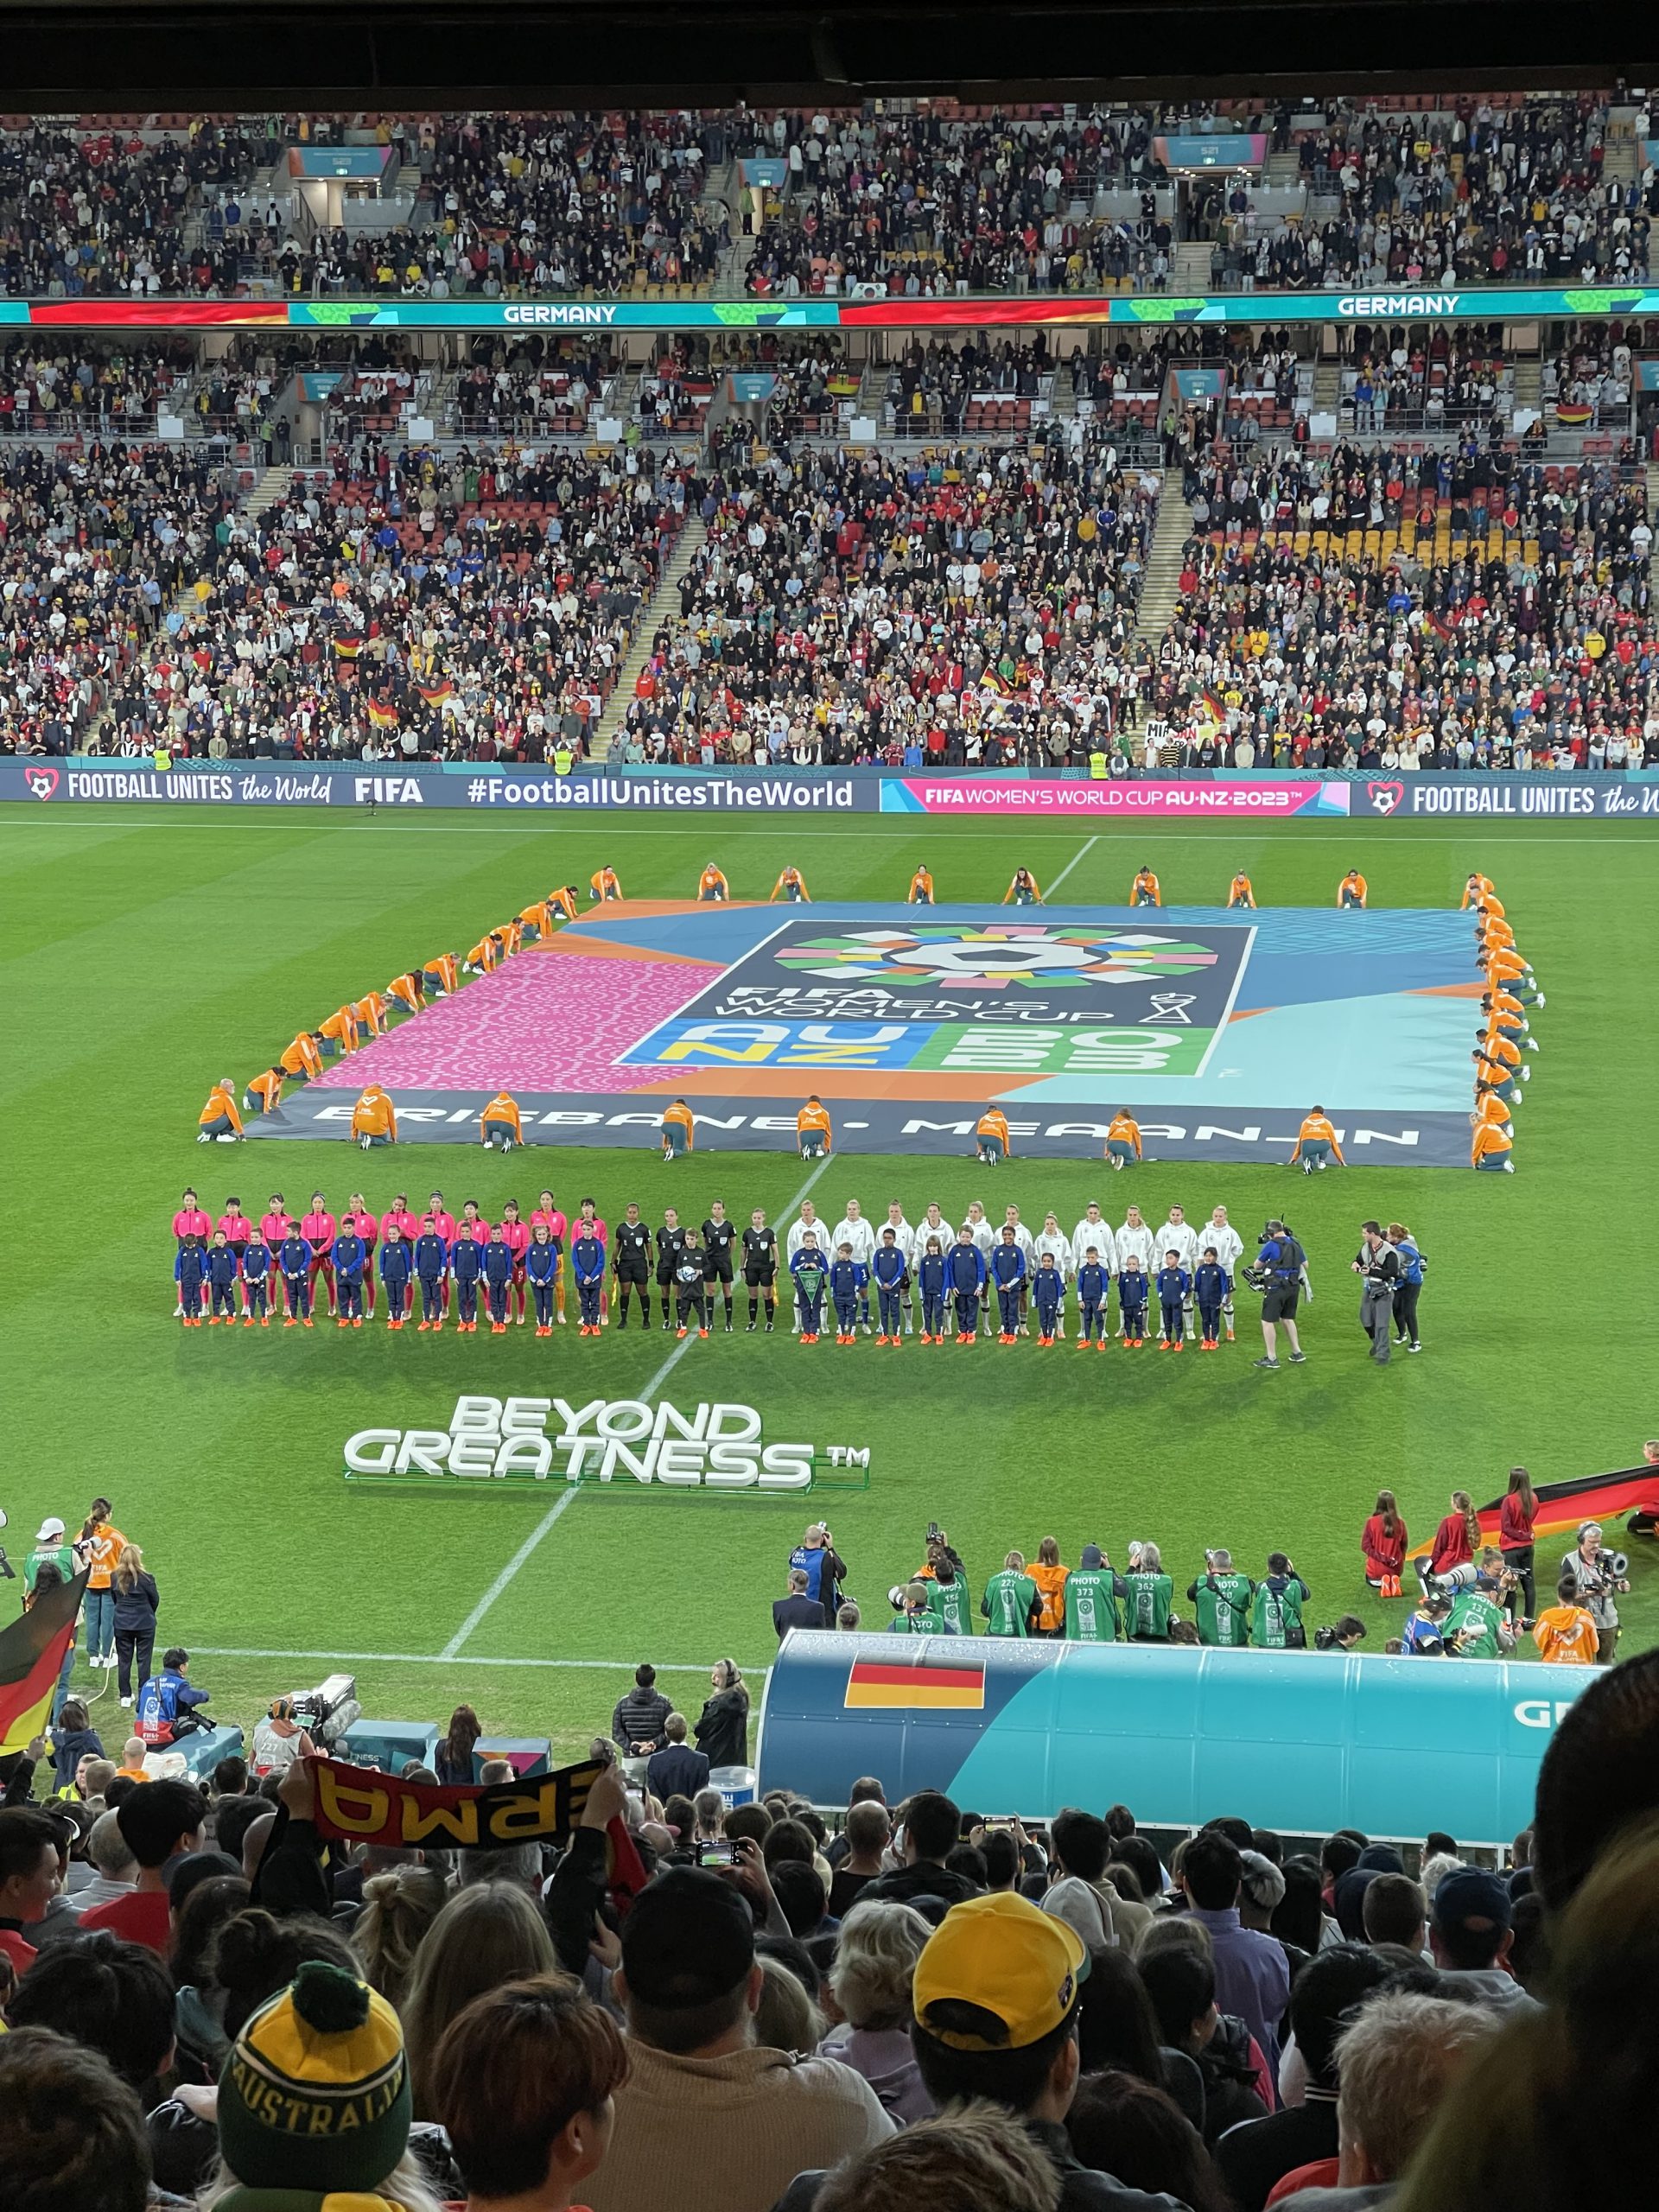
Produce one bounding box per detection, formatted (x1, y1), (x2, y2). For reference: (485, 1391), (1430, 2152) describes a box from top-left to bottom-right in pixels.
(615, 431), (1160, 766)
(4, 1598), (1659, 2212)
(104, 436), (694, 762)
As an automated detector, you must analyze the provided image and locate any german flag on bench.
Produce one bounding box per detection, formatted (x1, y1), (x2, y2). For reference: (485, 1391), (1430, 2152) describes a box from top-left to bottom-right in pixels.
(844, 1656), (986, 1710)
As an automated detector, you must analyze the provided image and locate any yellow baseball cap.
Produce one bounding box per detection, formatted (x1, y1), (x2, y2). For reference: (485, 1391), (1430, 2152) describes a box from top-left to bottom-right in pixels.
(913, 1891), (1088, 2050)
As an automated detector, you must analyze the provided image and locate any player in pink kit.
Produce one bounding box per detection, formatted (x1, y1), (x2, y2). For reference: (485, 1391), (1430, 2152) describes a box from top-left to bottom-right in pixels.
(532, 1190), (568, 1325)
(342, 1192), (378, 1316)
(173, 1188), (211, 1315)
(426, 1188), (458, 1318)
(499, 1198), (531, 1324)
(302, 1191), (338, 1320)
(259, 1194), (298, 1319)
(216, 1197), (254, 1261)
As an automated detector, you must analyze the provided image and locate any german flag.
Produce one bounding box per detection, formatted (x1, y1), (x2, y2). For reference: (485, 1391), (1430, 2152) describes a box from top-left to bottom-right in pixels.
(416, 680), (454, 706)
(844, 1658), (986, 1711)
(334, 636), (363, 660)
(0, 1571), (86, 1756)
(366, 699), (399, 730)
(1408, 1465), (1659, 1559)
(1554, 401), (1593, 429)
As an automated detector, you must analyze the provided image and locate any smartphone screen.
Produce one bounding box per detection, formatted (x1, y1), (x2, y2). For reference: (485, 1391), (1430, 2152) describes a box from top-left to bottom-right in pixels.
(698, 1840), (741, 1867)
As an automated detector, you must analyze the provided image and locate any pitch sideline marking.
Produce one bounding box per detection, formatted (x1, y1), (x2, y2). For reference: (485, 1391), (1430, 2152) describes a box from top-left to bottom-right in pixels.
(439, 1149), (836, 1660)
(1043, 834), (1099, 898)
(188, 1645), (772, 1676)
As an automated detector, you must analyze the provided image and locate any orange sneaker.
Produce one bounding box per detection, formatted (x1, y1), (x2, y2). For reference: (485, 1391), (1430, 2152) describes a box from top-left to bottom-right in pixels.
(353, 1317), (363, 1328)
(242, 1315), (254, 1328)
(698, 1328), (709, 1339)
(283, 1317), (297, 1328)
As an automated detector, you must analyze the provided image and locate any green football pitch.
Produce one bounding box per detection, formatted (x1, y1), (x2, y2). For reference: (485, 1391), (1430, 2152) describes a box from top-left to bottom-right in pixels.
(4, 804), (1656, 1768)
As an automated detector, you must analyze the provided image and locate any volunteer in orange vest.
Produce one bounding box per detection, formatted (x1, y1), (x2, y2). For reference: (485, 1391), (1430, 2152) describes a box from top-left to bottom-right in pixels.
(421, 954), (459, 998)
(549, 884), (580, 921)
(1105, 1109), (1142, 1169)
(354, 989), (391, 1036)
(591, 866), (622, 902)
(197, 1080), (244, 1142)
(1460, 873), (1496, 910)
(660, 1099), (696, 1160)
(907, 865), (935, 904)
(76, 1497), (128, 1672)
(698, 864), (730, 902)
(387, 971), (425, 1015)
(771, 865), (810, 903)
(319, 1004), (359, 1058)
(352, 1085), (397, 1148)
(1225, 871), (1255, 908)
(1338, 868), (1369, 908)
(243, 1067), (284, 1118)
(279, 1031), (325, 1083)
(1129, 865), (1161, 907)
(1289, 1107), (1345, 1171)
(1003, 867), (1042, 906)
(796, 1096), (833, 1159)
(976, 1107), (1012, 1165)
(1471, 1111), (1515, 1173)
(463, 936), (498, 977)
(481, 1090), (525, 1151)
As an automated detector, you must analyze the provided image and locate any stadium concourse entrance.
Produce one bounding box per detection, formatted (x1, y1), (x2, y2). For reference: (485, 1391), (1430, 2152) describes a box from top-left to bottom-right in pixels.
(249, 899), (1481, 1166)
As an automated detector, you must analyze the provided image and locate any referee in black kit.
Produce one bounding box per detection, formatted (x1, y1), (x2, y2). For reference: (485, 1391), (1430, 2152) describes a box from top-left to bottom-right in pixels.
(1352, 1222), (1402, 1364)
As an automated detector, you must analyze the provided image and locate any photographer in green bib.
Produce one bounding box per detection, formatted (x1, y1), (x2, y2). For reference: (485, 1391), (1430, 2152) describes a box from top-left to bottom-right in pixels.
(1252, 1552), (1312, 1649)
(981, 1551), (1042, 1638)
(916, 1529), (974, 1635)
(1187, 1549), (1256, 1648)
(1064, 1543), (1128, 1643)
(1445, 1551), (1519, 1657)
(1122, 1540), (1174, 1641)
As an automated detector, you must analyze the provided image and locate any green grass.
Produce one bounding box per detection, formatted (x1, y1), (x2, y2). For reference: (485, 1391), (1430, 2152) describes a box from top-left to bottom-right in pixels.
(4, 806), (1656, 1768)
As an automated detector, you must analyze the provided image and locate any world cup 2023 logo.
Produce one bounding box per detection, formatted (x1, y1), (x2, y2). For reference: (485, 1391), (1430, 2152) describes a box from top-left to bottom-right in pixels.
(771, 925), (1223, 991)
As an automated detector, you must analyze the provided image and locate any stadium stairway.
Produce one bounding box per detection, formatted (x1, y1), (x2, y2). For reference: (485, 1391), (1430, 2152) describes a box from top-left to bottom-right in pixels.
(1131, 474), (1190, 643)
(592, 514), (709, 745)
(1647, 464), (1659, 562)
(1313, 353), (1341, 419)
(1173, 239), (1212, 290)
(1265, 149), (1300, 188)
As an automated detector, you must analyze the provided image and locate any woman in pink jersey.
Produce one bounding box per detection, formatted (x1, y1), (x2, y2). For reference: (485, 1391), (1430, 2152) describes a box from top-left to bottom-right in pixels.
(532, 1190), (568, 1324)
(499, 1198), (531, 1325)
(343, 1191), (378, 1316)
(301, 1191), (338, 1320)
(172, 1188), (211, 1315)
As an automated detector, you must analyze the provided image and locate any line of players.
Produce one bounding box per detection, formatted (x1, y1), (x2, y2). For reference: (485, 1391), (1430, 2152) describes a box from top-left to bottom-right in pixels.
(1465, 873), (1543, 1174)
(168, 1186), (1265, 1348)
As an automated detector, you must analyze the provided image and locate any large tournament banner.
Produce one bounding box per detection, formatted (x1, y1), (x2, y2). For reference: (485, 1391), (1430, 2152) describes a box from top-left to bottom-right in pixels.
(6, 759), (1659, 818)
(252, 899), (1490, 1166)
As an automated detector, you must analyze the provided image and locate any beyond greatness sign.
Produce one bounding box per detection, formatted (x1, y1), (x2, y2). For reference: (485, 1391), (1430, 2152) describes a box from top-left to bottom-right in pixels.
(6, 760), (1659, 819)
(308, 1754), (604, 1848)
(344, 1393), (871, 1491)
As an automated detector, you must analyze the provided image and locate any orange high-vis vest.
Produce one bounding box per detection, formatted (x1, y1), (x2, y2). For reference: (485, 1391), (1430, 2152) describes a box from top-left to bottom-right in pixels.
(320, 1006), (359, 1053)
(591, 868), (621, 899)
(200, 1084), (244, 1132)
(388, 974), (423, 1014)
(519, 902), (553, 938)
(909, 870), (934, 901)
(662, 1103), (696, 1149)
(424, 955), (459, 996)
(1474, 1093), (1512, 1129)
(1229, 874), (1255, 902)
(466, 938), (498, 974)
(1471, 1121), (1512, 1166)
(797, 1102), (833, 1147)
(1338, 873), (1368, 904)
(977, 1109), (1012, 1153)
(1481, 1032), (1521, 1070)
(1294, 1114), (1344, 1162)
(246, 1068), (284, 1111)
(772, 869), (810, 901)
(353, 993), (389, 1035)
(493, 921), (523, 957)
(1460, 876), (1496, 909)
(700, 868), (729, 898)
(550, 886), (579, 920)
(353, 1089), (397, 1140)
(1030, 1562), (1069, 1633)
(481, 1093), (524, 1141)
(281, 1033), (324, 1079)
(1107, 1114), (1142, 1154)
(1132, 871), (1161, 904)
(1004, 874), (1042, 903)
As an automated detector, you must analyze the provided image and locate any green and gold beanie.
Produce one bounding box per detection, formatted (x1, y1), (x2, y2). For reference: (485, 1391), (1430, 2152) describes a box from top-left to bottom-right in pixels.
(217, 1960), (411, 2197)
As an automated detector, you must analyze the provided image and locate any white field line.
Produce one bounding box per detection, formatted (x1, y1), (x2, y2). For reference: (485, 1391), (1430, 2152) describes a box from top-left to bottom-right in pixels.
(436, 1150), (835, 1658)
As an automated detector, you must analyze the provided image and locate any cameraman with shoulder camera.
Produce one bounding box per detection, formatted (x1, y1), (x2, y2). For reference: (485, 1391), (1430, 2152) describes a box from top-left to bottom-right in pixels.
(1563, 1521), (1630, 1664)
(1248, 1219), (1308, 1371)
(1352, 1222), (1401, 1364)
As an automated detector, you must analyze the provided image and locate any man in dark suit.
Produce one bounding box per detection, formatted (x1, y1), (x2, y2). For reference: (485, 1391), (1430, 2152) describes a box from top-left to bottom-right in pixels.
(772, 1565), (830, 1639)
(645, 1714), (710, 1801)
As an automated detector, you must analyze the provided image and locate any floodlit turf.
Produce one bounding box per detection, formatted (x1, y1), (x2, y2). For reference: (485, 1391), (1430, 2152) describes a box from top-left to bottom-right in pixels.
(3, 804), (1656, 1766)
